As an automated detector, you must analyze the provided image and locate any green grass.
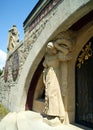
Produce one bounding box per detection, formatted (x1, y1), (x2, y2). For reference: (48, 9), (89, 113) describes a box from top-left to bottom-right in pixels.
(0, 103), (9, 120)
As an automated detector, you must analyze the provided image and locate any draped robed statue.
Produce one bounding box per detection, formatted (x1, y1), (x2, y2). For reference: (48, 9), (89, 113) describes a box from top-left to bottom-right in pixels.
(43, 38), (72, 123)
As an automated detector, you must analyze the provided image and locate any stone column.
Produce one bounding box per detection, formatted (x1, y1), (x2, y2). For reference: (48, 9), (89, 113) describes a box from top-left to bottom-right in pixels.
(61, 61), (69, 124)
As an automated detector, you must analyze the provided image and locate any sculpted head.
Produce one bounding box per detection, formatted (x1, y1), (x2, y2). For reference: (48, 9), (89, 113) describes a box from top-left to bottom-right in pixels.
(47, 42), (54, 48)
(46, 42), (57, 55)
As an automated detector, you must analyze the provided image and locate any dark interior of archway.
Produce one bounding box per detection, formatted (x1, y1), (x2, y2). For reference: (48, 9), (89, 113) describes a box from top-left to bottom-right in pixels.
(70, 10), (93, 31)
(75, 37), (93, 129)
(25, 58), (44, 110)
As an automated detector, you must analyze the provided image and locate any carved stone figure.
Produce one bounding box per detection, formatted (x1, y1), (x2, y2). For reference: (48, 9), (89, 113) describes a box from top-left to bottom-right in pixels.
(7, 25), (19, 52)
(43, 37), (73, 123)
(43, 42), (65, 121)
(54, 36), (73, 99)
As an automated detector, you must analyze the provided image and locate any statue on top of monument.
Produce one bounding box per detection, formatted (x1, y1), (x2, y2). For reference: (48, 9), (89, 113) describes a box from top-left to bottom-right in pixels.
(7, 25), (19, 52)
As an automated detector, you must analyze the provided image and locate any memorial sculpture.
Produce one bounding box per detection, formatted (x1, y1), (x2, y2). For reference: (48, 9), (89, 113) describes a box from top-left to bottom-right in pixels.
(43, 37), (73, 123)
(7, 25), (19, 52)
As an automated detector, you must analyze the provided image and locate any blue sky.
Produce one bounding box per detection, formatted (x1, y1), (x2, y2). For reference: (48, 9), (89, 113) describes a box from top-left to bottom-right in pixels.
(0, 0), (38, 69)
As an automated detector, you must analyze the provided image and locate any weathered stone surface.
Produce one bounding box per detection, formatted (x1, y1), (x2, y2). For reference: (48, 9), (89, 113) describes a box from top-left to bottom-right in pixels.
(7, 25), (19, 52)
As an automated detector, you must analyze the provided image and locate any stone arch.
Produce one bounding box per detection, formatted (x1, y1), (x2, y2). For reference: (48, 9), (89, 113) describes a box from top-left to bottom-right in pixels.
(13, 0), (93, 112)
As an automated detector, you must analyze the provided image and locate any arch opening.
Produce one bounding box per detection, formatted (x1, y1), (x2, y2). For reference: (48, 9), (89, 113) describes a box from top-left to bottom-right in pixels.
(25, 58), (45, 112)
(75, 37), (93, 129)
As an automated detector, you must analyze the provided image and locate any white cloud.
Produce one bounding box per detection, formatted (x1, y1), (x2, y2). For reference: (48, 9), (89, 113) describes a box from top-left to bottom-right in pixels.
(0, 50), (7, 69)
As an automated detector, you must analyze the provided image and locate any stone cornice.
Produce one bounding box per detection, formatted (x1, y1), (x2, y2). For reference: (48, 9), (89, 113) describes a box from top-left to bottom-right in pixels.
(23, 0), (50, 30)
(23, 0), (62, 32)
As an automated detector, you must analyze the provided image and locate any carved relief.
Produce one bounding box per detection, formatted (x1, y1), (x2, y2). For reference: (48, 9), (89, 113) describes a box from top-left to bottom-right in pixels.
(12, 51), (19, 81)
(7, 25), (19, 52)
(43, 31), (74, 123)
(43, 41), (65, 122)
(53, 31), (75, 61)
(77, 42), (92, 68)
(54, 31), (74, 98)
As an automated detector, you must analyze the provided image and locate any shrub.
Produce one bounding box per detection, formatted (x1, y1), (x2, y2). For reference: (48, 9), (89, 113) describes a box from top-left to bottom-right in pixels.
(0, 103), (9, 120)
(0, 69), (3, 76)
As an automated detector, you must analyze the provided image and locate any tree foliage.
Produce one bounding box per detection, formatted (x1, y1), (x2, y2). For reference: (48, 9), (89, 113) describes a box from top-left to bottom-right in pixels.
(0, 69), (3, 76)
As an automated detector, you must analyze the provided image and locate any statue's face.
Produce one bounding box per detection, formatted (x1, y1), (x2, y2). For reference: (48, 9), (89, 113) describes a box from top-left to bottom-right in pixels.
(47, 42), (54, 49)
(47, 47), (57, 55)
(12, 27), (17, 35)
(46, 42), (57, 55)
